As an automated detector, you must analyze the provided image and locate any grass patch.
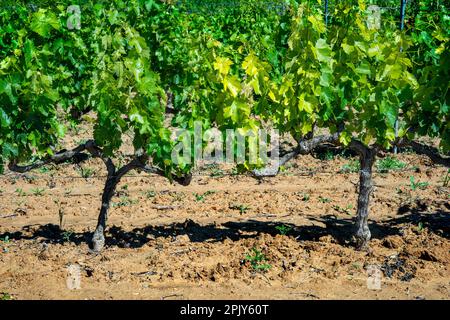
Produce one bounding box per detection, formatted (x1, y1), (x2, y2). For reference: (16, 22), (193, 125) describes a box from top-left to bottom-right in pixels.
(15, 188), (27, 196)
(31, 187), (45, 196)
(318, 196), (332, 203)
(340, 159), (360, 173)
(332, 204), (353, 215)
(145, 190), (156, 198)
(0, 292), (12, 300)
(112, 196), (138, 207)
(376, 156), (406, 173)
(61, 230), (74, 242)
(78, 167), (94, 178)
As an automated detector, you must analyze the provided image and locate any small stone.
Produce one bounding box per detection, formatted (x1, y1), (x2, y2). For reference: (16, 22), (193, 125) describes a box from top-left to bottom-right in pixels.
(318, 235), (334, 243)
(175, 234), (190, 243)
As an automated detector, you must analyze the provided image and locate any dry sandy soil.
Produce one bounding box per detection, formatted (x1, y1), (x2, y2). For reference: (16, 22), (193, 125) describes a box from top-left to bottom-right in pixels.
(0, 128), (449, 300)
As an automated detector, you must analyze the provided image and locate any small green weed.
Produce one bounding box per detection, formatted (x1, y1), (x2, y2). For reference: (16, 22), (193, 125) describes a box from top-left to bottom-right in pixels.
(244, 247), (272, 272)
(275, 224), (292, 235)
(0, 292), (12, 300)
(61, 230), (74, 242)
(112, 196), (138, 207)
(230, 203), (250, 214)
(31, 188), (45, 196)
(15, 188), (26, 196)
(79, 167), (94, 178)
(410, 176), (429, 191)
(318, 196), (331, 203)
(145, 190), (156, 198)
(194, 190), (216, 202)
(332, 204), (353, 215)
(340, 159), (360, 173)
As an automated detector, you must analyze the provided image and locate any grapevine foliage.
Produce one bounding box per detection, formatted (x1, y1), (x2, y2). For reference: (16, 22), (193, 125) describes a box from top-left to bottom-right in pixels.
(406, 1), (449, 150)
(0, 0), (448, 172)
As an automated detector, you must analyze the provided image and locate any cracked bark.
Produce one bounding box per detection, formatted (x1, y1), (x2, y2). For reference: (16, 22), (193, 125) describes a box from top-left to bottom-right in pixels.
(349, 140), (377, 250)
(91, 173), (118, 252)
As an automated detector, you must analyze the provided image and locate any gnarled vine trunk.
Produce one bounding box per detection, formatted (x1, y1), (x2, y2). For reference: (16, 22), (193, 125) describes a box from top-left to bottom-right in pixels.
(91, 174), (120, 252)
(90, 156), (192, 252)
(90, 157), (142, 252)
(352, 142), (377, 249)
(6, 140), (191, 253)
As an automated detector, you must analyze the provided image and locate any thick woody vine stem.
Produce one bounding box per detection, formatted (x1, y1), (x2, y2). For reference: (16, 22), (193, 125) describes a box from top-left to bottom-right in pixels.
(8, 140), (192, 252)
(251, 127), (448, 249)
(401, 140), (449, 167)
(348, 140), (378, 250)
(91, 156), (192, 252)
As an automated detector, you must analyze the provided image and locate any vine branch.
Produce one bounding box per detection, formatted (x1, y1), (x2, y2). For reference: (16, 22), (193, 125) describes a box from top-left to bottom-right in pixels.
(252, 132), (341, 177)
(8, 140), (193, 185)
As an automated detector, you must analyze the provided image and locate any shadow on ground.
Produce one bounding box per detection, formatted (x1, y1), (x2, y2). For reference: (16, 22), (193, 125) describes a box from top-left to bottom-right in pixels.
(1, 206), (448, 249)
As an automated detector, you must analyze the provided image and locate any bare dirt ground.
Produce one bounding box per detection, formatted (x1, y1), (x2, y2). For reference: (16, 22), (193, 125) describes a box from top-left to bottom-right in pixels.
(0, 128), (449, 300)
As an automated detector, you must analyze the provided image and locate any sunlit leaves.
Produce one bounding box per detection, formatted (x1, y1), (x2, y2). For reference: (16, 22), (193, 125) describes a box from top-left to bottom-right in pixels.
(24, 40), (35, 67)
(307, 15), (326, 34)
(339, 131), (352, 146)
(30, 9), (60, 37)
(242, 54), (260, 77)
(222, 75), (241, 97)
(0, 80), (17, 105)
(214, 57), (233, 76)
(276, 0), (432, 149)
(342, 43), (354, 54)
(224, 99), (250, 123)
(298, 94), (314, 114)
(406, 7), (450, 151)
